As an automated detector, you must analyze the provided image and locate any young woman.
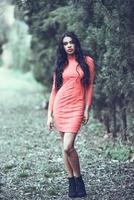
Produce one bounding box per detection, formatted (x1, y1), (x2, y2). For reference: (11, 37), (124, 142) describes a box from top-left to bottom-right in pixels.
(47, 31), (95, 198)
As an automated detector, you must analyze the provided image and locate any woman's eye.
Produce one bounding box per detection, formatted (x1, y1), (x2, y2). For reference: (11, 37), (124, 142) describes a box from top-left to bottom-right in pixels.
(63, 42), (68, 45)
(70, 41), (74, 44)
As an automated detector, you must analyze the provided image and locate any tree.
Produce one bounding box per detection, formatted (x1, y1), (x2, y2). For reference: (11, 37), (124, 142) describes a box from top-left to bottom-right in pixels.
(11, 0), (134, 138)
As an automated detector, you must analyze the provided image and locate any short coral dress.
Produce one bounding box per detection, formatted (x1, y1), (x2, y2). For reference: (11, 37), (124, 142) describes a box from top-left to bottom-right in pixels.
(48, 56), (94, 133)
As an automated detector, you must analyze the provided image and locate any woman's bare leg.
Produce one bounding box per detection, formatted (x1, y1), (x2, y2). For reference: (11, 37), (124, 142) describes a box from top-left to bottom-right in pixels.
(59, 132), (86, 198)
(59, 132), (73, 177)
(63, 132), (81, 177)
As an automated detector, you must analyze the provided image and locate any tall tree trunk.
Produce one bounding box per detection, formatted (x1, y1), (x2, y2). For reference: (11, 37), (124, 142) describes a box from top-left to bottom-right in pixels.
(112, 101), (117, 137)
(120, 94), (128, 140)
(121, 105), (127, 140)
(103, 110), (111, 134)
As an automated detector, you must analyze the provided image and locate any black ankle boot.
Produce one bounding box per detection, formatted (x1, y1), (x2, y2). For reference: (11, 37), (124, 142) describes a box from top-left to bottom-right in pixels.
(68, 176), (77, 198)
(75, 175), (87, 198)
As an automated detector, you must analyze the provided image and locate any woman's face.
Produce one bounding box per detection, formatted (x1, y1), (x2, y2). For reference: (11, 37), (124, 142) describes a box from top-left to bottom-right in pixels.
(62, 36), (75, 55)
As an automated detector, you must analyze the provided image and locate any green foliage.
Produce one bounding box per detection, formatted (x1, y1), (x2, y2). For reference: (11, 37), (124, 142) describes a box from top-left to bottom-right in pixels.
(7, 0), (134, 138)
(0, 2), (32, 72)
(2, 20), (31, 71)
(4, 164), (17, 173)
(47, 187), (59, 196)
(103, 140), (131, 161)
(18, 171), (29, 178)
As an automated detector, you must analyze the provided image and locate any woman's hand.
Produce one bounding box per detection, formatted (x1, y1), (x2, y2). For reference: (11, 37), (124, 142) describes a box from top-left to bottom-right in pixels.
(82, 109), (89, 125)
(47, 115), (54, 130)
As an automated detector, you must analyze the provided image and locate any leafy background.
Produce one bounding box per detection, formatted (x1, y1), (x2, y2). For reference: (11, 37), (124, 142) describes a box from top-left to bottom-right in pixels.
(0, 0), (134, 199)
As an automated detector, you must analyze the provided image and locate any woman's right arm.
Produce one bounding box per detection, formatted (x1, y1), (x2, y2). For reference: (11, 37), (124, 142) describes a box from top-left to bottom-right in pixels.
(47, 73), (57, 129)
(47, 73), (57, 130)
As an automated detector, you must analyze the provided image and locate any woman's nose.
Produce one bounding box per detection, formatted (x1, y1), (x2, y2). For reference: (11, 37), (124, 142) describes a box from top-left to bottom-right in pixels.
(67, 44), (72, 48)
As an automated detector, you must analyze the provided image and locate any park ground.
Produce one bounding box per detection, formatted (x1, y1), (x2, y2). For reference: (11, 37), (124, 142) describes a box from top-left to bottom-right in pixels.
(0, 68), (134, 200)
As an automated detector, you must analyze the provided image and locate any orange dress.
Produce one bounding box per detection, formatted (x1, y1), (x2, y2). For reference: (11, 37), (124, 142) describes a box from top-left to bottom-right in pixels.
(48, 56), (94, 133)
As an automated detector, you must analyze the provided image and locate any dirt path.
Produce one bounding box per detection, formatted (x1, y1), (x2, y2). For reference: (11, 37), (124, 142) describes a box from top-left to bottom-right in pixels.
(0, 69), (134, 200)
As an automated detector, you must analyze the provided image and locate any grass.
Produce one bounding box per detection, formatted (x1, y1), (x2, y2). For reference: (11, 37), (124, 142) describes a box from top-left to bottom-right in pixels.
(18, 171), (30, 178)
(0, 67), (42, 91)
(0, 67), (134, 200)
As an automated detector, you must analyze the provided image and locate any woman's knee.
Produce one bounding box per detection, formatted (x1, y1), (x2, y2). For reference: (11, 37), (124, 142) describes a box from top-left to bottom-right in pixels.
(63, 132), (76, 155)
(64, 145), (75, 155)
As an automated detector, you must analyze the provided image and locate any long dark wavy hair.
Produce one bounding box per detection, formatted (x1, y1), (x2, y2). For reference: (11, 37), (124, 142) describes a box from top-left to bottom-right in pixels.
(55, 31), (90, 90)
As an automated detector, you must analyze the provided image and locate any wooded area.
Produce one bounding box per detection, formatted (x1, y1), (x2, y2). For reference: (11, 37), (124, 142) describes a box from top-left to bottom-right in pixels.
(0, 1), (134, 199)
(10, 0), (134, 141)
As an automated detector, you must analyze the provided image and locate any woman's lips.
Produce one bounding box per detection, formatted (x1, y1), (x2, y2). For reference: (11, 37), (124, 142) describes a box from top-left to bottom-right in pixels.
(67, 49), (73, 52)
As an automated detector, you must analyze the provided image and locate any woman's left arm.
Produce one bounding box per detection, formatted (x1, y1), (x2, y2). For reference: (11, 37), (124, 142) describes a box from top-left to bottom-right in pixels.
(83, 57), (95, 124)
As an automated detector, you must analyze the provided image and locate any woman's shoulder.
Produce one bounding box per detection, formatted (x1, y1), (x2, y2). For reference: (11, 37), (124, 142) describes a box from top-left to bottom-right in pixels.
(84, 56), (94, 69)
(84, 55), (94, 63)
